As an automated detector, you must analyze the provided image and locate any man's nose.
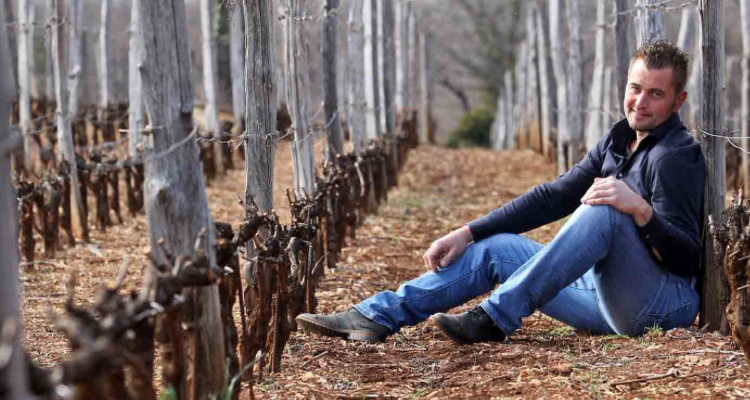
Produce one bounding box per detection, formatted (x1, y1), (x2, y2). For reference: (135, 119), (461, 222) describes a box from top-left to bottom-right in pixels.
(635, 92), (649, 108)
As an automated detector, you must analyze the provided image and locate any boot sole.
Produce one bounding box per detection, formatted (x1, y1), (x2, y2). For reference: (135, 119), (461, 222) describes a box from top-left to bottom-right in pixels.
(296, 314), (386, 343)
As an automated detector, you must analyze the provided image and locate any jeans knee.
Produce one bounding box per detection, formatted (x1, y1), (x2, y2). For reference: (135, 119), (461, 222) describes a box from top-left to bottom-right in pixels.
(472, 233), (539, 265)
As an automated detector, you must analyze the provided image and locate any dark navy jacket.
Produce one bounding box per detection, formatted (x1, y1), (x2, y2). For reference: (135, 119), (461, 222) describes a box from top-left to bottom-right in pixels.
(468, 113), (705, 279)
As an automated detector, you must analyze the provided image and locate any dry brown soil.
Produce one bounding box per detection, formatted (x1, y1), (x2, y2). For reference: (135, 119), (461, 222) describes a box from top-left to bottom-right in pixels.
(20, 143), (750, 399)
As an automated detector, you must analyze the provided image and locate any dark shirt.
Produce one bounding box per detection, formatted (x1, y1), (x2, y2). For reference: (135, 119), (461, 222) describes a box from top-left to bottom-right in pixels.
(467, 113), (705, 279)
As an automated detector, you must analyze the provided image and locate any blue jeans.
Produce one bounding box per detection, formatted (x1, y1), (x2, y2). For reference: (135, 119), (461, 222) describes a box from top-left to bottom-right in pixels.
(355, 205), (700, 337)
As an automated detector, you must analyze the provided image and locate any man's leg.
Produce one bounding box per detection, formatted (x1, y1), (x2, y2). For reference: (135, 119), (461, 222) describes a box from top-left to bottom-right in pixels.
(355, 232), (613, 335)
(480, 205), (699, 337)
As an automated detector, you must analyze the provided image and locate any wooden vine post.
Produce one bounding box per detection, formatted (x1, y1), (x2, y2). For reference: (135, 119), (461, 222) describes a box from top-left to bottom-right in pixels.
(347, 0), (367, 154)
(51, 0), (88, 241)
(284, 0), (315, 196)
(700, 0), (730, 335)
(419, 26), (433, 144)
(565, 0), (583, 167)
(395, 0), (409, 110)
(525, 5), (539, 151)
(614, 0), (635, 119)
(549, 0), (568, 174)
(364, 0), (382, 141)
(535, 2), (551, 158)
(382, 0), (399, 186)
(634, 0), (666, 48)
(322, 0), (345, 162)
(241, 0), (277, 382)
(137, 1), (226, 398)
(230, 1), (245, 136)
(0, 2), (33, 397)
(741, 0), (750, 189)
(200, 0), (224, 173)
(98, 0), (114, 143)
(17, 0), (30, 171)
(584, 0), (605, 151)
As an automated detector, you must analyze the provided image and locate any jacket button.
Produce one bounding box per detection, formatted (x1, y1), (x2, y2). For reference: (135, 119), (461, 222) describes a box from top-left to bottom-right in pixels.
(616, 172), (623, 178)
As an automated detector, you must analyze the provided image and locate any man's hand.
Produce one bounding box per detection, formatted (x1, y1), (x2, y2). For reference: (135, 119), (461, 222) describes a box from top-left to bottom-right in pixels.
(581, 177), (653, 226)
(423, 226), (474, 273)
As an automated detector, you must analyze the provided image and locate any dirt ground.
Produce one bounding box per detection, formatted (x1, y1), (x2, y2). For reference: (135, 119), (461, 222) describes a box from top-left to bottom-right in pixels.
(19, 142), (750, 399)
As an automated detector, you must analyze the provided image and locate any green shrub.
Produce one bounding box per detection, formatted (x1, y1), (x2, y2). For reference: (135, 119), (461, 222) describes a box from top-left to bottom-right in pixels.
(446, 107), (495, 148)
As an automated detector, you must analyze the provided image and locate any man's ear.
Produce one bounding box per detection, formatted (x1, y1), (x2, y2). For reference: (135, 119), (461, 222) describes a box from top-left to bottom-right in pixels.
(673, 90), (688, 112)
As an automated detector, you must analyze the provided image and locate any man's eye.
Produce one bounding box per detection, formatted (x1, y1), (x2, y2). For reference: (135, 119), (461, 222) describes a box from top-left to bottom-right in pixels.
(652, 92), (663, 99)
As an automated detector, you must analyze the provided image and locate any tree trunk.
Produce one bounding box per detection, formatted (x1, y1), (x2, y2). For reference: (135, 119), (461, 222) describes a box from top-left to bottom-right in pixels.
(284, 0), (315, 196)
(44, 0), (54, 104)
(742, 0), (750, 191)
(491, 90), (506, 151)
(503, 71), (514, 150)
(52, 0), (88, 241)
(419, 28), (433, 144)
(348, 0), (367, 155)
(322, 0), (344, 162)
(535, 2), (552, 158)
(395, 0), (409, 110)
(200, 0), (224, 173)
(566, 0), (583, 167)
(408, 7), (418, 114)
(677, 4), (697, 122)
(602, 67), (614, 130)
(0, 2), (32, 397)
(138, 1), (226, 398)
(584, 0), (606, 152)
(364, 0), (382, 140)
(17, 0), (31, 172)
(700, 0), (730, 335)
(635, 0), (666, 47)
(129, 0), (145, 158)
(230, 2), (245, 132)
(27, 4), (37, 101)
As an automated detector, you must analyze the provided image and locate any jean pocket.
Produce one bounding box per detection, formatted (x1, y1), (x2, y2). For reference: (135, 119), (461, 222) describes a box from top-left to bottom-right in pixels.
(628, 302), (692, 337)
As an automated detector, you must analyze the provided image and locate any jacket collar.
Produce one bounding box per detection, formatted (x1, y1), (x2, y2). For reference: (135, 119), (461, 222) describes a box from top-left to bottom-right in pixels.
(611, 112), (682, 148)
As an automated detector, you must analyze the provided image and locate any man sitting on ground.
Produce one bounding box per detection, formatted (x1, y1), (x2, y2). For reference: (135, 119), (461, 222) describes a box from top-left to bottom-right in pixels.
(297, 40), (705, 345)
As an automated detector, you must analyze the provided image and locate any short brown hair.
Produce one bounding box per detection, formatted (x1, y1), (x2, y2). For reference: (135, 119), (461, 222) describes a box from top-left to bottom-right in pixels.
(629, 40), (690, 93)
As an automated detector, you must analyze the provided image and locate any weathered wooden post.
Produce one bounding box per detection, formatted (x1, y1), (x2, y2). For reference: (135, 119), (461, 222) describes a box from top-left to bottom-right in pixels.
(241, 0), (277, 382)
(603, 67), (614, 129)
(701, 0), (730, 334)
(322, 0), (345, 162)
(138, 1), (227, 398)
(284, 0), (315, 196)
(419, 27), (433, 144)
(395, 0), (409, 110)
(17, 0), (31, 171)
(230, 2), (245, 136)
(364, 0), (382, 141)
(512, 41), (528, 150)
(525, 5), (539, 152)
(584, 0), (606, 152)
(0, 2), (32, 398)
(98, 0), (113, 143)
(382, 0), (398, 185)
(614, 0), (635, 113)
(677, 4), (697, 123)
(491, 89), (506, 151)
(68, 0), (83, 149)
(535, 2), (552, 158)
(741, 0), (750, 190)
(634, 0), (666, 47)
(200, 0), (224, 173)
(129, 0), (145, 158)
(503, 71), (513, 150)
(52, 0), (88, 242)
(566, 0), (583, 167)
(348, 0), (367, 154)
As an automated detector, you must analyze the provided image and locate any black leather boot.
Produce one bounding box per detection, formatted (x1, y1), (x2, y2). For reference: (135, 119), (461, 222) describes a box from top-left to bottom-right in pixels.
(296, 308), (392, 343)
(433, 306), (506, 345)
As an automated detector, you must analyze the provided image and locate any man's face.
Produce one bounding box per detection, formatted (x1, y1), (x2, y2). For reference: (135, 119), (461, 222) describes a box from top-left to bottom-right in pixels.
(624, 58), (687, 134)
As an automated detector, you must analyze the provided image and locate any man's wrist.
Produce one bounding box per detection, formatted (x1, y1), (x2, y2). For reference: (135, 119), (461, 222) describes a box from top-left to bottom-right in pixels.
(459, 225), (475, 243)
(633, 202), (653, 227)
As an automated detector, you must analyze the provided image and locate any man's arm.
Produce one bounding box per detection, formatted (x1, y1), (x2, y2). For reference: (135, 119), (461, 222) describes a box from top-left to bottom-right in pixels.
(467, 137), (608, 242)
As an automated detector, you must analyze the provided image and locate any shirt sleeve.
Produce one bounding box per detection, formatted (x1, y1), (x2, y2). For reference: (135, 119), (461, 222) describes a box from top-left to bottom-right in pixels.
(636, 147), (705, 277)
(467, 135), (609, 242)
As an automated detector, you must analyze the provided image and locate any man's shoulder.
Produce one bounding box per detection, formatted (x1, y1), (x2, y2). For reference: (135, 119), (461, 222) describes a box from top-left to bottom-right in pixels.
(650, 125), (704, 166)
